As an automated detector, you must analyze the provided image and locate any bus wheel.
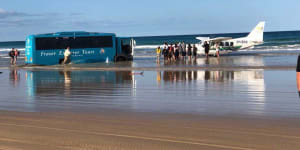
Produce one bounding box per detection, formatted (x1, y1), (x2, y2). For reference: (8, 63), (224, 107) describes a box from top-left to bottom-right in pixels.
(116, 56), (126, 62)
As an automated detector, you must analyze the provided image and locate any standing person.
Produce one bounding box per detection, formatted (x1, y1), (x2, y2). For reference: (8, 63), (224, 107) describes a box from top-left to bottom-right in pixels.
(187, 44), (192, 61)
(162, 46), (168, 61)
(163, 42), (168, 50)
(192, 44), (198, 61)
(171, 44), (175, 61)
(178, 42), (183, 59)
(174, 44), (179, 61)
(182, 42), (186, 60)
(203, 41), (210, 58)
(8, 48), (15, 65)
(215, 43), (220, 58)
(163, 42), (169, 61)
(13, 49), (20, 65)
(156, 46), (161, 63)
(63, 46), (71, 64)
(168, 44), (174, 62)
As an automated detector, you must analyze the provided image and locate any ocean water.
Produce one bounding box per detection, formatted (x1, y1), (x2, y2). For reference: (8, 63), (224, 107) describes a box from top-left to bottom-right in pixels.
(0, 31), (300, 67)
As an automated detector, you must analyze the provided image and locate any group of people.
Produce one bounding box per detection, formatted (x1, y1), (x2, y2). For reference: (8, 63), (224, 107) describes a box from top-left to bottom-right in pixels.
(156, 41), (215, 63)
(9, 48), (20, 65)
(156, 42), (199, 63)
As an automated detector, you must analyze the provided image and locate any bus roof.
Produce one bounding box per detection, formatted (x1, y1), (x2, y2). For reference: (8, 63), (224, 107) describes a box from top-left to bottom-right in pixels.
(31, 31), (116, 38)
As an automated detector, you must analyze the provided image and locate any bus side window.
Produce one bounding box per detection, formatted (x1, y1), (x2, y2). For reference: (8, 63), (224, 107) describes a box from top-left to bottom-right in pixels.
(230, 42), (234, 46)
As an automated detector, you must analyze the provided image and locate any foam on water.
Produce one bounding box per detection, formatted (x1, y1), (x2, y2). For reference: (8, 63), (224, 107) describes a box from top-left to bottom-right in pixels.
(135, 45), (162, 50)
(246, 44), (300, 52)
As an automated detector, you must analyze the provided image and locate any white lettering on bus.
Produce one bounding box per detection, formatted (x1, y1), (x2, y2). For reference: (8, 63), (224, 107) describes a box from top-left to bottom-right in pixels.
(72, 51), (80, 55)
(82, 50), (95, 55)
(41, 51), (56, 56)
(40, 50), (98, 57)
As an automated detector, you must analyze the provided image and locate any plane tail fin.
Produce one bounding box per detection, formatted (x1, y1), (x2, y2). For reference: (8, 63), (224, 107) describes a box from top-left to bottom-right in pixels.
(247, 21), (265, 42)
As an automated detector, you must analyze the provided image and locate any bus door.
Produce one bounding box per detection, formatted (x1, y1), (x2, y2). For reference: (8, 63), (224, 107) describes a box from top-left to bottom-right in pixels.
(120, 38), (136, 55)
(130, 38), (136, 56)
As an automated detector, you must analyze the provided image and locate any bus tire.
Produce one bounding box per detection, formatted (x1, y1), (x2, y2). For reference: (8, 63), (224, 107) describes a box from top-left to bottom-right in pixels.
(116, 56), (126, 62)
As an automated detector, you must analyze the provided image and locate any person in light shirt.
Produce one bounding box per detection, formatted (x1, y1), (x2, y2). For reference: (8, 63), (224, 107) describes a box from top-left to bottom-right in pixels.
(63, 46), (71, 64)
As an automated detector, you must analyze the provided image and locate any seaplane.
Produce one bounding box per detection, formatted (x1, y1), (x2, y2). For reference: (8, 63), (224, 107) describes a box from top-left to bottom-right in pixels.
(196, 21), (265, 55)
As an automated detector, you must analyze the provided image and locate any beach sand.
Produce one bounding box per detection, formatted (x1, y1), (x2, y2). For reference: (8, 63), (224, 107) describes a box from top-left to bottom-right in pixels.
(0, 110), (300, 150)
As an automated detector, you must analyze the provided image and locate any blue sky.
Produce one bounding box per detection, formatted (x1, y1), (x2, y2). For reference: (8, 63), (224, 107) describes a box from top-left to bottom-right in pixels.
(0, 0), (300, 41)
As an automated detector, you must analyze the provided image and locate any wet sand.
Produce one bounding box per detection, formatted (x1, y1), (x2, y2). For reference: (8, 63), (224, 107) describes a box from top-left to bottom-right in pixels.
(1, 110), (300, 150)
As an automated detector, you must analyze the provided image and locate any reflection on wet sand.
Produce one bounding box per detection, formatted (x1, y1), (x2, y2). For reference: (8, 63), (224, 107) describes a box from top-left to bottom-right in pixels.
(196, 55), (265, 67)
(1, 69), (299, 117)
(9, 69), (20, 87)
(25, 70), (134, 98)
(159, 69), (266, 115)
(161, 70), (263, 82)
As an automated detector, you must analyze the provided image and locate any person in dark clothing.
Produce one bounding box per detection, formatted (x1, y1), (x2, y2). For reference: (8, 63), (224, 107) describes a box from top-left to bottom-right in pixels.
(168, 44), (174, 61)
(8, 48), (19, 65)
(9, 48), (15, 65)
(187, 44), (192, 61)
(203, 41), (210, 58)
(192, 44), (198, 61)
(13, 49), (20, 65)
(174, 44), (179, 60)
(182, 44), (186, 60)
(162, 47), (168, 61)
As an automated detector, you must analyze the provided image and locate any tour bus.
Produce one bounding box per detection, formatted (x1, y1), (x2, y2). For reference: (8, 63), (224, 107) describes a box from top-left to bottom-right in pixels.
(25, 31), (135, 65)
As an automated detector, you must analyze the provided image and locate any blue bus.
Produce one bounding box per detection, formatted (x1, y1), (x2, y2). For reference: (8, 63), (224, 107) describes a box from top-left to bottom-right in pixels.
(25, 31), (135, 65)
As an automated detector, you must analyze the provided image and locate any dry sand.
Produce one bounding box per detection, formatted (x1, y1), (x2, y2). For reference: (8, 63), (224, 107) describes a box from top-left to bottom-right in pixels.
(0, 110), (300, 150)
